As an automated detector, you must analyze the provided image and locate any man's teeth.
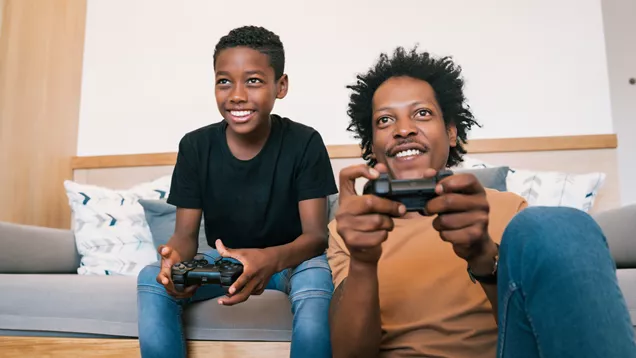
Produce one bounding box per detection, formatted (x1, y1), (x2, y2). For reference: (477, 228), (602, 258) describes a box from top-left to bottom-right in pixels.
(230, 110), (253, 117)
(395, 149), (423, 158)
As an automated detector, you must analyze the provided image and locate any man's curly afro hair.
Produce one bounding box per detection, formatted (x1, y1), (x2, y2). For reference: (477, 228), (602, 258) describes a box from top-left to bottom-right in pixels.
(346, 46), (480, 168)
(213, 25), (285, 79)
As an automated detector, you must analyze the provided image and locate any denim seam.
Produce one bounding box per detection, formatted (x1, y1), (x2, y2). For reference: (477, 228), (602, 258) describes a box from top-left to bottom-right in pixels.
(137, 285), (176, 300)
(498, 281), (518, 358)
(288, 289), (332, 304)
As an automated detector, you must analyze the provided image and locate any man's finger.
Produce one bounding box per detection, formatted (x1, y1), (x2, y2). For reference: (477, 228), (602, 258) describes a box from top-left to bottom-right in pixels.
(436, 173), (485, 195)
(341, 195), (406, 217)
(426, 193), (489, 215)
(438, 223), (485, 246)
(342, 213), (395, 232)
(432, 211), (488, 232)
(344, 230), (390, 251)
(338, 164), (381, 200)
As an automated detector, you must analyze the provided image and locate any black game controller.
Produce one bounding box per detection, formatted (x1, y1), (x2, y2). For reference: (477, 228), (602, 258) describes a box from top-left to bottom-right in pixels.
(363, 170), (454, 213)
(171, 255), (244, 292)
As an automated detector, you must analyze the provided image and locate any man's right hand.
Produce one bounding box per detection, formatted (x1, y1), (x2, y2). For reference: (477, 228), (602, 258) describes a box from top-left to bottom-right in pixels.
(335, 163), (407, 265)
(155, 245), (198, 299)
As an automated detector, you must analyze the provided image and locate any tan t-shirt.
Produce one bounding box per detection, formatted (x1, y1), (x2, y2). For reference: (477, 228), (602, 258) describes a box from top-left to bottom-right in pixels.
(327, 189), (527, 358)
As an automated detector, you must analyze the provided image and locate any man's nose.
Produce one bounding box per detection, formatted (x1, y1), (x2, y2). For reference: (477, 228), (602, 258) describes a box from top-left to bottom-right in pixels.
(393, 118), (417, 138)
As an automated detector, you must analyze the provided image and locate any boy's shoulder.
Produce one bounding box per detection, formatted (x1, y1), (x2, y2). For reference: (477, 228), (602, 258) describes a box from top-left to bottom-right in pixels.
(180, 121), (224, 143)
(274, 115), (324, 146)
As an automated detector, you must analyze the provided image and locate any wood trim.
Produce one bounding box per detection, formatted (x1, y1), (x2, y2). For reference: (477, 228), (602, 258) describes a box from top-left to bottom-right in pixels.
(71, 134), (617, 169)
(0, 336), (290, 358)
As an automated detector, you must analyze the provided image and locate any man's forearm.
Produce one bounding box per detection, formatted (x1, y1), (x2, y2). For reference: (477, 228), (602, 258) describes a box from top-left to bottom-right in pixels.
(330, 261), (382, 358)
(267, 233), (327, 272)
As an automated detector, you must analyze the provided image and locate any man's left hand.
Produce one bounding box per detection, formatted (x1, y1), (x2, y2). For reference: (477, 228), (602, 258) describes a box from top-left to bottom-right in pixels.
(425, 172), (496, 270)
(215, 239), (279, 306)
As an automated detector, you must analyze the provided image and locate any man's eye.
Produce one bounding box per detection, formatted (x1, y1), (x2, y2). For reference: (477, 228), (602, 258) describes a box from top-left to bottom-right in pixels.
(377, 117), (394, 126)
(417, 109), (432, 117)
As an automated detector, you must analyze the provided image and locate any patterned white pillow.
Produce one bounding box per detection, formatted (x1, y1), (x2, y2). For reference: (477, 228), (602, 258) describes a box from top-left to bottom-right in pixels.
(64, 176), (172, 276)
(455, 156), (606, 212)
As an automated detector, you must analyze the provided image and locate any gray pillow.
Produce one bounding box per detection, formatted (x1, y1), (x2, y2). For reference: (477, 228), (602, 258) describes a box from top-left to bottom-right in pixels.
(455, 166), (509, 192)
(138, 199), (213, 259)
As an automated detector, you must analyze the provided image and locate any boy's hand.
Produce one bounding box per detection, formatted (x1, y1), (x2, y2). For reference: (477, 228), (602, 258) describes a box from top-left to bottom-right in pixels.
(215, 239), (278, 306)
(155, 245), (199, 298)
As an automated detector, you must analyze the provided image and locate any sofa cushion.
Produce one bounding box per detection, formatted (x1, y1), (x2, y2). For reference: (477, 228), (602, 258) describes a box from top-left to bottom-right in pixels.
(593, 203), (636, 269)
(0, 274), (292, 340)
(455, 166), (510, 192)
(0, 222), (79, 274)
(139, 199), (213, 258)
(64, 178), (173, 276)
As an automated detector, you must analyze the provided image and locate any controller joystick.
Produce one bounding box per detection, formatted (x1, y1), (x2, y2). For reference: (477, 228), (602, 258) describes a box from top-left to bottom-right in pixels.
(363, 170), (454, 213)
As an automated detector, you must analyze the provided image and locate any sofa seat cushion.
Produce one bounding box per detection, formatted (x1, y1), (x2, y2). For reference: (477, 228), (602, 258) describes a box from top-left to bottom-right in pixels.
(0, 274), (292, 341)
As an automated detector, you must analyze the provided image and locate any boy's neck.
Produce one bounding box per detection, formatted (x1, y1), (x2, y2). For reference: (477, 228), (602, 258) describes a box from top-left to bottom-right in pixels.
(225, 116), (272, 161)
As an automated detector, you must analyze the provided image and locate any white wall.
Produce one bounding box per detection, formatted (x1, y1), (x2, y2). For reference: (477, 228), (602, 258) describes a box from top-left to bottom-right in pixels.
(77, 0), (614, 156)
(601, 0), (636, 205)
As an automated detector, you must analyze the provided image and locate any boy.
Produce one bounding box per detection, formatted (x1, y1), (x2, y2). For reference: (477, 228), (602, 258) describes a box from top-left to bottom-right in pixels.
(137, 26), (338, 358)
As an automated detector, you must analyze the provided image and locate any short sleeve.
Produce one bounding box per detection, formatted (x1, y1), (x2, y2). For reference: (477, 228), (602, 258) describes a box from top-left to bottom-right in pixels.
(326, 220), (350, 290)
(296, 132), (339, 202)
(167, 135), (202, 209)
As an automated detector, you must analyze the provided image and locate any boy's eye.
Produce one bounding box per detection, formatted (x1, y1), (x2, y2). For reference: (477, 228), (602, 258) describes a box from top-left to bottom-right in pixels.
(216, 79), (230, 85)
(247, 78), (263, 84)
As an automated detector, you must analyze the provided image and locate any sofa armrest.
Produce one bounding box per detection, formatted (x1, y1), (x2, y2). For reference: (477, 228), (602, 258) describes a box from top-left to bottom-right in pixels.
(0, 221), (80, 273)
(593, 204), (636, 269)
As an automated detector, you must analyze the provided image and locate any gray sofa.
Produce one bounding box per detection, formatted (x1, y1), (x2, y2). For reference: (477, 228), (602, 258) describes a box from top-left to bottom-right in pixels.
(1, 204), (636, 340)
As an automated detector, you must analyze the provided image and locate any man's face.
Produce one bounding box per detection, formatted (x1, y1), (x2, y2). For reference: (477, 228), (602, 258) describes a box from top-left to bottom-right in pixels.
(371, 76), (457, 180)
(214, 47), (288, 135)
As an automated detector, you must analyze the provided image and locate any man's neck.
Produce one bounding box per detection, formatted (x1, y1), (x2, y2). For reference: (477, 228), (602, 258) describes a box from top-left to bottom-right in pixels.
(225, 116), (272, 161)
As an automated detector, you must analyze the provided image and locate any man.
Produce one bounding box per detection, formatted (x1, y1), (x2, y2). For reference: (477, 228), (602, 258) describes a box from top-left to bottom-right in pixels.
(327, 46), (636, 357)
(137, 26), (337, 358)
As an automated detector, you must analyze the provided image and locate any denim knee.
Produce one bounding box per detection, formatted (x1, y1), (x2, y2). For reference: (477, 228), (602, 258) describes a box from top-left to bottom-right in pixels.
(289, 255), (334, 303)
(137, 262), (163, 290)
(501, 206), (609, 272)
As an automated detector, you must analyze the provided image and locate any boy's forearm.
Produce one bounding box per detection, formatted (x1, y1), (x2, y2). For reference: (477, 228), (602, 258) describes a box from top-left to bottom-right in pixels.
(167, 234), (198, 261)
(267, 233), (327, 271)
(330, 260), (382, 358)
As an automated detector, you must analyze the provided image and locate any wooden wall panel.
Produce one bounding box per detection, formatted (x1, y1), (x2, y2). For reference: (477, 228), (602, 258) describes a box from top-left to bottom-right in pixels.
(0, 0), (87, 229)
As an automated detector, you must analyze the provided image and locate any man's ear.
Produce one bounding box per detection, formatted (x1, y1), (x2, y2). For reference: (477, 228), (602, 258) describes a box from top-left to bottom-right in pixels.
(276, 74), (289, 99)
(447, 123), (458, 148)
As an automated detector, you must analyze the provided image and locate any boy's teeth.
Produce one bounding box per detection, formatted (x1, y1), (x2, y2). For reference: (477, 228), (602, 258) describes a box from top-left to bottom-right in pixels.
(396, 149), (423, 158)
(231, 110), (252, 117)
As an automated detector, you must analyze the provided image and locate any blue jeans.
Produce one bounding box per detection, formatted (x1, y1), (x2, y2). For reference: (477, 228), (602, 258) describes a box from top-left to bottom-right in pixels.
(498, 206), (636, 357)
(137, 251), (333, 358)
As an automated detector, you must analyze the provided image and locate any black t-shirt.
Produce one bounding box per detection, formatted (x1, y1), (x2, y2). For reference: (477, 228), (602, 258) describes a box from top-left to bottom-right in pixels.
(167, 114), (339, 249)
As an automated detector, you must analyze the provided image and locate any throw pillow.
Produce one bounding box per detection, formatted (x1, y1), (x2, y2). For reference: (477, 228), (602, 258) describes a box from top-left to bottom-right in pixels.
(454, 166), (510, 192)
(63, 176), (172, 276)
(455, 156), (606, 212)
(138, 199), (213, 258)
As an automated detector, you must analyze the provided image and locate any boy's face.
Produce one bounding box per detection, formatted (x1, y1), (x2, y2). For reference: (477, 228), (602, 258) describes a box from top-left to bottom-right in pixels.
(370, 76), (457, 180)
(214, 47), (288, 135)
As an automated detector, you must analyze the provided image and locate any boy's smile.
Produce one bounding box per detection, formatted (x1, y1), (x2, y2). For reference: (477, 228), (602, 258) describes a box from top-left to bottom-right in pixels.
(214, 47), (288, 136)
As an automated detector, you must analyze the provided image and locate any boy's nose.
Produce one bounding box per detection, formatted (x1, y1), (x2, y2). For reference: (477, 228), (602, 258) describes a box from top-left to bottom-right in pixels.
(230, 85), (247, 103)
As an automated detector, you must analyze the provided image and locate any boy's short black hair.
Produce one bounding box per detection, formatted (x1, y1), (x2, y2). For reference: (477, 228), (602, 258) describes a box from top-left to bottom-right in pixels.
(346, 46), (480, 168)
(213, 25), (285, 79)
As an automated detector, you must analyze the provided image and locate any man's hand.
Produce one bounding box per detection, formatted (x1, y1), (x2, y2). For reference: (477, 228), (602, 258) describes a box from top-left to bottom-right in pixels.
(335, 163), (406, 265)
(155, 245), (199, 299)
(425, 172), (496, 273)
(215, 239), (279, 306)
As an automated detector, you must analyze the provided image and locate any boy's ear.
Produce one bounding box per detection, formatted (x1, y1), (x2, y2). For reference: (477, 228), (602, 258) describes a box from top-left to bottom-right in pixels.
(276, 74), (289, 99)
(447, 123), (457, 148)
